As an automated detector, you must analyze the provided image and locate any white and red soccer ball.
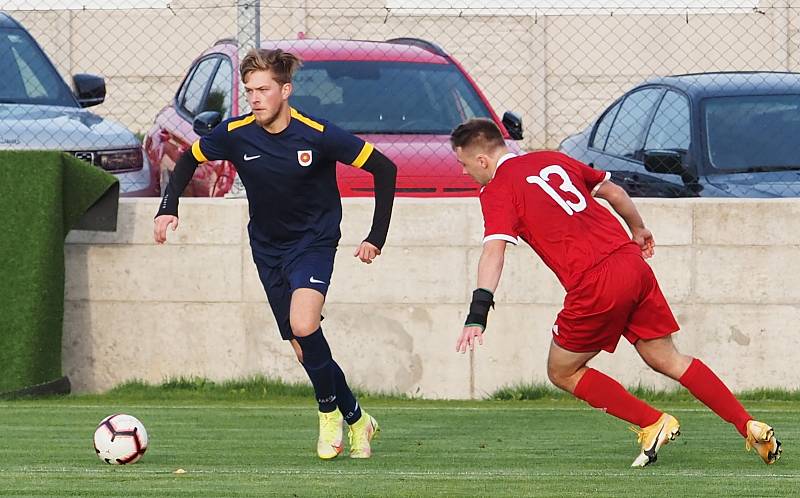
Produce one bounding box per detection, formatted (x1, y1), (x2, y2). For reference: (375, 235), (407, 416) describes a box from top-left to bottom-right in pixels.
(93, 414), (149, 464)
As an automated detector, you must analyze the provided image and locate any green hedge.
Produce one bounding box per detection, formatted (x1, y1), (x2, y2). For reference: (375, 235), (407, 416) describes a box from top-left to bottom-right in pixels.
(0, 151), (117, 394)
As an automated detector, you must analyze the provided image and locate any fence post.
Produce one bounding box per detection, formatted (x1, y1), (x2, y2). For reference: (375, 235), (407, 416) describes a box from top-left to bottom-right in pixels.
(237, 0), (260, 115)
(789, 0), (800, 71)
(230, 1), (261, 197)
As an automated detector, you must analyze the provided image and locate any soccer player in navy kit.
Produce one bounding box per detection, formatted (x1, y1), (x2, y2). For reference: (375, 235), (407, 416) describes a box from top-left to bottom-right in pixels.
(452, 118), (781, 467)
(154, 48), (397, 459)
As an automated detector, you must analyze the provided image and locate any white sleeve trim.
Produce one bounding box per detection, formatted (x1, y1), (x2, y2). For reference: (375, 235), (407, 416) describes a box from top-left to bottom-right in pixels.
(483, 234), (519, 245)
(591, 171), (612, 197)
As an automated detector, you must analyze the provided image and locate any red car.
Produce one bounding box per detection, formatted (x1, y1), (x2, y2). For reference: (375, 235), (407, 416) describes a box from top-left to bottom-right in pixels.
(144, 37), (523, 197)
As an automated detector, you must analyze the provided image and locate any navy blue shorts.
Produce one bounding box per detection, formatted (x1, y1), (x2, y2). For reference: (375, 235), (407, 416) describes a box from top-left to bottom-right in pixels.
(251, 246), (336, 340)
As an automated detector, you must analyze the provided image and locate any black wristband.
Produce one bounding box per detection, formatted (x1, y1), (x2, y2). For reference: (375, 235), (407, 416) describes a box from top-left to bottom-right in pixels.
(464, 288), (495, 331)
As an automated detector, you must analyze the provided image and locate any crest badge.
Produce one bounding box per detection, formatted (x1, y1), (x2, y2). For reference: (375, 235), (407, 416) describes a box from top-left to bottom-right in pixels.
(297, 150), (313, 167)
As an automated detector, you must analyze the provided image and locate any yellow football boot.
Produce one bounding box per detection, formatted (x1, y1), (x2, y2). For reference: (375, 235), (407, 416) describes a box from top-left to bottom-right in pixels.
(348, 412), (380, 459)
(630, 413), (681, 467)
(745, 420), (782, 465)
(317, 410), (344, 460)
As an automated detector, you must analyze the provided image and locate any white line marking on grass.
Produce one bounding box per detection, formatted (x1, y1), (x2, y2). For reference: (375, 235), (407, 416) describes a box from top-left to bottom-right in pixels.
(2, 404), (800, 413)
(2, 468), (798, 479)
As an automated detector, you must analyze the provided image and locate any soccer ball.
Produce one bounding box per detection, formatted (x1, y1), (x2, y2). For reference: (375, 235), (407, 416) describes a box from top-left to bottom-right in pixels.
(93, 414), (149, 464)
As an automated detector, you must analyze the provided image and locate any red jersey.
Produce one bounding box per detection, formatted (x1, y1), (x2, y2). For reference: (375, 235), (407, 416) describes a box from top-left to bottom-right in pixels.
(480, 150), (639, 290)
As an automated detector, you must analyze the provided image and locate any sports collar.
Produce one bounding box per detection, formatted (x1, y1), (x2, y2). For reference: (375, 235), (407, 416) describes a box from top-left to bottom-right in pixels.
(493, 152), (518, 178)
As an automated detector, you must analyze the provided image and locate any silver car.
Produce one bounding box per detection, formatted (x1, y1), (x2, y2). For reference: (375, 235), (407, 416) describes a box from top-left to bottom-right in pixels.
(0, 12), (156, 196)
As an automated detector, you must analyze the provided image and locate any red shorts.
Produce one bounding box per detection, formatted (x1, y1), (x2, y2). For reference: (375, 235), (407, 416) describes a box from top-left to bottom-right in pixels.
(552, 249), (679, 353)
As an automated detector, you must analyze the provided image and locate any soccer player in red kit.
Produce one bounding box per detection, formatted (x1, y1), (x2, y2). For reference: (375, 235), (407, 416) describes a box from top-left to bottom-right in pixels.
(451, 118), (781, 467)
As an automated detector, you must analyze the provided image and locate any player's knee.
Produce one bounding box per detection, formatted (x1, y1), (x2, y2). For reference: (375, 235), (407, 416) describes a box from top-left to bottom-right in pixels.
(641, 353), (665, 373)
(546, 365), (571, 390)
(290, 317), (320, 337)
(646, 353), (690, 379)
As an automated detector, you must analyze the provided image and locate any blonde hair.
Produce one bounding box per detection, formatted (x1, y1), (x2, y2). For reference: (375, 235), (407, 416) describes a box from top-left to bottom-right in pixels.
(239, 48), (302, 85)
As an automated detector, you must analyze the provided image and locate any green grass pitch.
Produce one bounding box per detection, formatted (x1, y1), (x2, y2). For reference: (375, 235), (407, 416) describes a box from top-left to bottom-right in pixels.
(1, 385), (798, 497)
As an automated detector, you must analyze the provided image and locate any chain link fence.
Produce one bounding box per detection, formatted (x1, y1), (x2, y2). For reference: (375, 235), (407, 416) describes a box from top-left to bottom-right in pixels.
(2, 1), (799, 197)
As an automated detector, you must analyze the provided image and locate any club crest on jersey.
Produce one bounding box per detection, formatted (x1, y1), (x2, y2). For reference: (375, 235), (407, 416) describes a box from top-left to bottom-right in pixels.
(297, 150), (313, 167)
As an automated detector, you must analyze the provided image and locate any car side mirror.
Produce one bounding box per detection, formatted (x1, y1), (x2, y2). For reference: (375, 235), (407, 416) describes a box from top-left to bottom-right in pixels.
(643, 150), (684, 175)
(502, 111), (524, 140)
(73, 74), (106, 107)
(193, 111), (222, 136)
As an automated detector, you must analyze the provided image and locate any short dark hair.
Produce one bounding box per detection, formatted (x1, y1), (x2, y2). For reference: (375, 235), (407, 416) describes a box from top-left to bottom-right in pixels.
(240, 48), (302, 85)
(450, 118), (505, 151)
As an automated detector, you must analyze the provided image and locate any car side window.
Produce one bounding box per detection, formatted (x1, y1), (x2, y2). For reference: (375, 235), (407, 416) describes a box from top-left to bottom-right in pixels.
(180, 57), (219, 117)
(590, 101), (621, 149)
(645, 90), (690, 151)
(604, 88), (663, 158)
(203, 58), (233, 119)
(14, 53), (49, 99)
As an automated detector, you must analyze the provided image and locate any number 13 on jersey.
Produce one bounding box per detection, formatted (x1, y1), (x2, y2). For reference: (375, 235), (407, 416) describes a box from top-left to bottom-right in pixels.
(526, 165), (587, 216)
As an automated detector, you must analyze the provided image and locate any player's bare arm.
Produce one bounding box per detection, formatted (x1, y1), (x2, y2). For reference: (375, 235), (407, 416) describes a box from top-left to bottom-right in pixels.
(153, 149), (201, 244)
(354, 148), (397, 264)
(457, 239), (507, 353)
(476, 239), (506, 293)
(594, 180), (655, 259)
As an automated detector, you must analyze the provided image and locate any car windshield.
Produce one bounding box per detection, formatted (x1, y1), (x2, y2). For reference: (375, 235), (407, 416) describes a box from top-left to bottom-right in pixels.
(0, 27), (76, 107)
(289, 61), (492, 134)
(704, 94), (800, 172)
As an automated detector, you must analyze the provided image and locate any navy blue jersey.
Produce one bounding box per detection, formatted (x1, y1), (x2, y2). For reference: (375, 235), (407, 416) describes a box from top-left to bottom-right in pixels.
(191, 108), (374, 255)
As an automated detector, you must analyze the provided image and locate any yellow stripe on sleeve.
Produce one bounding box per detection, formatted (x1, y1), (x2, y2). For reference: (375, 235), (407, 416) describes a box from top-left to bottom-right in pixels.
(191, 141), (208, 162)
(351, 142), (374, 168)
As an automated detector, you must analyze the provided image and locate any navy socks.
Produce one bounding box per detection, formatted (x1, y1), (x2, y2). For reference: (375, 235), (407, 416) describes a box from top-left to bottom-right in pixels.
(332, 361), (362, 425)
(296, 328), (361, 424)
(295, 329), (337, 413)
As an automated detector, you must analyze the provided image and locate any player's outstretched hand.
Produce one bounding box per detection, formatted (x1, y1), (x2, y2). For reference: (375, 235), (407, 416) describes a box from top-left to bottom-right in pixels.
(632, 227), (655, 259)
(354, 241), (381, 264)
(456, 325), (484, 354)
(154, 215), (179, 244)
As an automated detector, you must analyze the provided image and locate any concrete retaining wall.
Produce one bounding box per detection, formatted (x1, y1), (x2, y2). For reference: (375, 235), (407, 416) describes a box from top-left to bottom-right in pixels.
(63, 197), (800, 397)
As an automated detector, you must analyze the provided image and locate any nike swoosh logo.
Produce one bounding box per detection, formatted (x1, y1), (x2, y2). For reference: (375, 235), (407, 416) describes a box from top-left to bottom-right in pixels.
(309, 277), (327, 284)
(645, 426), (664, 459)
(243, 154), (261, 161)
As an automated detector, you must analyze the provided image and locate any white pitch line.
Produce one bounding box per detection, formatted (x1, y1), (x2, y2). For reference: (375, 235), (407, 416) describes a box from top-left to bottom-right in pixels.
(2, 404), (800, 413)
(1, 468), (798, 479)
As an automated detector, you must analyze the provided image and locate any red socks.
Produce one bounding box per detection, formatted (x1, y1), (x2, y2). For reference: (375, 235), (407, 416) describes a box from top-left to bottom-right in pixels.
(679, 358), (751, 437)
(573, 360), (751, 437)
(573, 368), (662, 428)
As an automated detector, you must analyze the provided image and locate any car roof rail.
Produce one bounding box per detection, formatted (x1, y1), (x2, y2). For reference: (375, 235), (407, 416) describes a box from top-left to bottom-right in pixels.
(214, 37), (238, 46)
(670, 70), (797, 77)
(386, 37), (448, 57)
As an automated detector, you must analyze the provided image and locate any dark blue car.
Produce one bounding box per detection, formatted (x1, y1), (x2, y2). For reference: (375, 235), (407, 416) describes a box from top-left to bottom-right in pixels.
(559, 72), (800, 197)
